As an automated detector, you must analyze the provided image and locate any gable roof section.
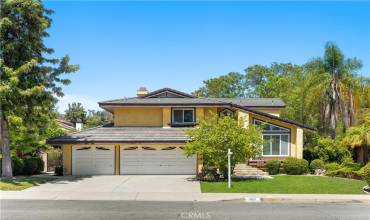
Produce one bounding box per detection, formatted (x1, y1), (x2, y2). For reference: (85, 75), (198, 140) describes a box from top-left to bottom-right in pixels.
(142, 88), (197, 98)
(232, 104), (315, 131)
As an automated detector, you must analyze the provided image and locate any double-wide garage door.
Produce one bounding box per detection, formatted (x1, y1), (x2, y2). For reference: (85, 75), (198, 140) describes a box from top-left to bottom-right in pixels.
(71, 146), (196, 175)
(120, 147), (196, 175)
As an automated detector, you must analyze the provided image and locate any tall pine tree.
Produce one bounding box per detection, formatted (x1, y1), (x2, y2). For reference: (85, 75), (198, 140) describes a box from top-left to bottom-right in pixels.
(0, 0), (79, 177)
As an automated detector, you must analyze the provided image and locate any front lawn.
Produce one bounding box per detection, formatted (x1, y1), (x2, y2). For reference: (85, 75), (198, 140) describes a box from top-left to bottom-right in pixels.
(0, 177), (54, 191)
(201, 175), (367, 194)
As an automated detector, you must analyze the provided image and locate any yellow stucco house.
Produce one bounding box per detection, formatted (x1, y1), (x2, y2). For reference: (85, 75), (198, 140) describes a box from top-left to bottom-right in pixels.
(48, 88), (313, 176)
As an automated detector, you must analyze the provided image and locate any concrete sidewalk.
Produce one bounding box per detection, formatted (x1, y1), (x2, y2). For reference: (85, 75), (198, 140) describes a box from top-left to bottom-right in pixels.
(1, 191), (369, 203)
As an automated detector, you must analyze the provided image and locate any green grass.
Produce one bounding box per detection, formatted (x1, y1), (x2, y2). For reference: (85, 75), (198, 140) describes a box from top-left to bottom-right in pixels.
(0, 177), (54, 191)
(201, 175), (367, 194)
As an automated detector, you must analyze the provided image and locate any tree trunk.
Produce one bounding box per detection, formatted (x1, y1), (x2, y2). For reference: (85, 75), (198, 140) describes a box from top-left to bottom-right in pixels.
(338, 91), (350, 130)
(329, 83), (337, 138)
(364, 145), (369, 163)
(355, 146), (369, 163)
(348, 88), (356, 126)
(1, 115), (13, 177)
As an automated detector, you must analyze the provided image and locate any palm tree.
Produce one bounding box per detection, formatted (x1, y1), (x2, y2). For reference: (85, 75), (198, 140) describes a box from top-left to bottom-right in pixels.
(305, 42), (363, 137)
(343, 125), (370, 163)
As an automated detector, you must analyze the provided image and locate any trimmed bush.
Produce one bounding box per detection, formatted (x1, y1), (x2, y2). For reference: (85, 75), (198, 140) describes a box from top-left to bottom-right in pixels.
(23, 157), (39, 175)
(326, 159), (365, 180)
(325, 162), (340, 172)
(266, 160), (280, 175)
(283, 157), (309, 175)
(340, 157), (363, 171)
(360, 163), (370, 186)
(11, 156), (24, 175)
(55, 165), (63, 176)
(310, 159), (325, 172)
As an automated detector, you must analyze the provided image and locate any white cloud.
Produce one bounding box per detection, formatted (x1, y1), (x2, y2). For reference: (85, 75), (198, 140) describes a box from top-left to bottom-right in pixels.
(56, 94), (100, 113)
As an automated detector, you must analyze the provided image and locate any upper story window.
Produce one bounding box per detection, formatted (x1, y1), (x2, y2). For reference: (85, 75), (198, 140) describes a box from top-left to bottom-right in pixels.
(172, 108), (195, 125)
(253, 119), (290, 133)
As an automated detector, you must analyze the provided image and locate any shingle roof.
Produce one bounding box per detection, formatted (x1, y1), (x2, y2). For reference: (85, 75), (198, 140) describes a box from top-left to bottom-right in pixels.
(99, 97), (229, 106)
(208, 98), (285, 108)
(98, 87), (285, 107)
(47, 125), (190, 144)
(99, 97), (285, 107)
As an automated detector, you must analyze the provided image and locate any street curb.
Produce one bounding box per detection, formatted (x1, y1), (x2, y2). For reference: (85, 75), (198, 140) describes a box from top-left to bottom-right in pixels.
(259, 198), (370, 204)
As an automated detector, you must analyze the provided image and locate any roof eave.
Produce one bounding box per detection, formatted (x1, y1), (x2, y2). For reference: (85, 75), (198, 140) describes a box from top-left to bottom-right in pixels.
(47, 139), (188, 145)
(231, 104), (315, 131)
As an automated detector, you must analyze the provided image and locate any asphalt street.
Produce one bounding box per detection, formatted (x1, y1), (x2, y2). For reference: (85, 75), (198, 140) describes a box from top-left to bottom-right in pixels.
(1, 199), (369, 220)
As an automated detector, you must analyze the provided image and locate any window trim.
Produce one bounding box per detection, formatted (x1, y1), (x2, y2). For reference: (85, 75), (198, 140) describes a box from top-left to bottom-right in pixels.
(171, 108), (195, 124)
(262, 134), (290, 157)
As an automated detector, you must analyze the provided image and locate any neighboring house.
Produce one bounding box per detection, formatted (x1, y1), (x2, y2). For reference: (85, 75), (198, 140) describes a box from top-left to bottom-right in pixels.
(47, 88), (313, 176)
(55, 119), (77, 133)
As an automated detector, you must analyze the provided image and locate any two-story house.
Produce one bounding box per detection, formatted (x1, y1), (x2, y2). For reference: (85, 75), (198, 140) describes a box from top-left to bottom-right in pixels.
(48, 88), (313, 175)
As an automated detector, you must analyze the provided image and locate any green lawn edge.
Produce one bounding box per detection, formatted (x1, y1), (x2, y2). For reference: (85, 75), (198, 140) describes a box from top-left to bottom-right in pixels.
(0, 177), (55, 191)
(201, 175), (367, 194)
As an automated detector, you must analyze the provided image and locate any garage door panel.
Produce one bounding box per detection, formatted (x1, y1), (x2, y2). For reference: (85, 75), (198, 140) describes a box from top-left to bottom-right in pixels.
(72, 146), (115, 175)
(120, 147), (196, 175)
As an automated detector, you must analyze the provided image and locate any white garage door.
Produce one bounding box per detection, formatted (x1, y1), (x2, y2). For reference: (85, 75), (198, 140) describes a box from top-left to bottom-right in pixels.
(120, 147), (196, 175)
(72, 146), (115, 175)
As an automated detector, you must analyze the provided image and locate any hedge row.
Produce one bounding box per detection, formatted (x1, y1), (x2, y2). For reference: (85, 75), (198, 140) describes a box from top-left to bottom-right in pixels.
(265, 158), (309, 175)
(11, 156), (44, 176)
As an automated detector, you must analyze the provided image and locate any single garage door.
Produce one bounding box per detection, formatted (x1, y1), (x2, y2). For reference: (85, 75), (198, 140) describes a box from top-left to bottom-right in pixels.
(120, 146), (196, 175)
(72, 146), (115, 175)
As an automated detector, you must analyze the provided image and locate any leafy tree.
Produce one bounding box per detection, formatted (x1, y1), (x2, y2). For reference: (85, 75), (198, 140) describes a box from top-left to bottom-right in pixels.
(0, 0), (78, 177)
(194, 72), (250, 98)
(85, 110), (113, 128)
(245, 63), (310, 124)
(64, 103), (87, 125)
(184, 115), (262, 177)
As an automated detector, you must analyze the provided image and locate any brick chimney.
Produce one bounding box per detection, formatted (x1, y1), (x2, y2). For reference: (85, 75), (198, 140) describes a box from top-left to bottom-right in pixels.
(137, 87), (149, 97)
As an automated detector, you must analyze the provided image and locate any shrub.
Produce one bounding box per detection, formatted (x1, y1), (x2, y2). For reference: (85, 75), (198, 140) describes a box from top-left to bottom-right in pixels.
(360, 163), (370, 186)
(340, 157), (362, 171)
(11, 156), (24, 175)
(310, 159), (325, 172)
(34, 157), (44, 174)
(326, 159), (365, 179)
(283, 157), (309, 175)
(200, 166), (219, 181)
(304, 135), (350, 163)
(55, 165), (63, 176)
(325, 162), (340, 172)
(23, 157), (39, 175)
(266, 160), (280, 175)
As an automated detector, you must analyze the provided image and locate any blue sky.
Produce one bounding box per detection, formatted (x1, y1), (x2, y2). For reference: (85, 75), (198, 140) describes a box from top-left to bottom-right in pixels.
(43, 1), (370, 113)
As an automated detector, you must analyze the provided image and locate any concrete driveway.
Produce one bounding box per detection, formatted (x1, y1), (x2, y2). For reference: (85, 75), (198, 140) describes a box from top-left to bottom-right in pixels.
(24, 175), (200, 193)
